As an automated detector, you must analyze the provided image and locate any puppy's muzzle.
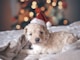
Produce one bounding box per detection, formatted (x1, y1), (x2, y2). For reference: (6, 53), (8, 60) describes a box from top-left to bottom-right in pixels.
(35, 38), (40, 43)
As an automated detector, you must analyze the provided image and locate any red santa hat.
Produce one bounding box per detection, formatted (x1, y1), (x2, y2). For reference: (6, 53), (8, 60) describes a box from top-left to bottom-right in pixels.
(30, 8), (48, 27)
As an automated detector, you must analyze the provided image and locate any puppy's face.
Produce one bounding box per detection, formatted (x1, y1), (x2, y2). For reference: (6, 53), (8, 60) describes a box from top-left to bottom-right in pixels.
(24, 24), (49, 45)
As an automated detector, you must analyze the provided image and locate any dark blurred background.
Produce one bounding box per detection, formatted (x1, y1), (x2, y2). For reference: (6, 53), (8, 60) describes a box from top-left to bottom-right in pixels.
(0, 0), (80, 31)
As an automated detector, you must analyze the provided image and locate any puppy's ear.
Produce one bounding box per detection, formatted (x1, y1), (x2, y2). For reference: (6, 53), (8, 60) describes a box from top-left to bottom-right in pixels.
(42, 26), (50, 40)
(41, 25), (46, 30)
(42, 26), (49, 33)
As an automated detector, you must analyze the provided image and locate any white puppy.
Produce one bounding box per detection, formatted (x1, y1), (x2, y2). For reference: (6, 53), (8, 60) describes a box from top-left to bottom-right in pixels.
(24, 23), (78, 54)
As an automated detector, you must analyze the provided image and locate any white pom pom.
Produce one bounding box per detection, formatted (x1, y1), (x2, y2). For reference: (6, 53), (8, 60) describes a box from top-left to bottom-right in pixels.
(46, 21), (52, 28)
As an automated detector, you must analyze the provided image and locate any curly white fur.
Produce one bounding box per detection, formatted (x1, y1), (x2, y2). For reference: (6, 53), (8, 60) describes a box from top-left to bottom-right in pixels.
(24, 23), (78, 54)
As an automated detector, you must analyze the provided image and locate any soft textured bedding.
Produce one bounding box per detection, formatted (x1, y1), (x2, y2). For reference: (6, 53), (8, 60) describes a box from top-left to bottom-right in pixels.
(0, 21), (80, 60)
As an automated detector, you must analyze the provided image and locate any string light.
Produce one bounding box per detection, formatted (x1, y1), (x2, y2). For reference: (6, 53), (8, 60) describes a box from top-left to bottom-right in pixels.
(20, 0), (25, 2)
(46, 0), (51, 4)
(52, 2), (56, 6)
(41, 7), (45, 11)
(63, 20), (68, 25)
(16, 25), (21, 29)
(24, 17), (29, 22)
(29, 12), (34, 18)
(58, 5), (63, 9)
(20, 9), (25, 14)
(32, 1), (37, 5)
(58, 1), (63, 9)
(31, 5), (37, 9)
(31, 1), (37, 9)
(58, 1), (62, 6)
(15, 0), (67, 29)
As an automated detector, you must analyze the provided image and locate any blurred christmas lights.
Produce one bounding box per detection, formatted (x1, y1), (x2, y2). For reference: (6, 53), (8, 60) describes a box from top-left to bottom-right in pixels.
(52, 2), (56, 7)
(16, 25), (21, 29)
(46, 0), (51, 4)
(58, 5), (63, 9)
(41, 7), (45, 11)
(58, 1), (63, 9)
(24, 17), (29, 22)
(29, 12), (34, 18)
(31, 1), (38, 9)
(20, 0), (25, 2)
(32, 1), (37, 5)
(20, 9), (25, 14)
(63, 19), (68, 25)
(58, 1), (62, 6)
(31, 5), (37, 9)
(11, 0), (68, 29)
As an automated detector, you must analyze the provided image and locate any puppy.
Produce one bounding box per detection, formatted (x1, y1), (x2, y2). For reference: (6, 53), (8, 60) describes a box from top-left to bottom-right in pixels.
(24, 23), (78, 54)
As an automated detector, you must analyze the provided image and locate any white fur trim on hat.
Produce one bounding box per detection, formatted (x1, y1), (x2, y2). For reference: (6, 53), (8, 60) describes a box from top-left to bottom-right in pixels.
(46, 21), (52, 28)
(30, 18), (46, 27)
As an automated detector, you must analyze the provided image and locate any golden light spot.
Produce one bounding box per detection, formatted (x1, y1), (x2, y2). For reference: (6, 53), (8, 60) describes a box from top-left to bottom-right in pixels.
(46, 0), (51, 4)
(58, 6), (63, 9)
(58, 1), (62, 6)
(16, 25), (21, 29)
(63, 20), (68, 25)
(32, 1), (37, 5)
(52, 2), (56, 6)
(31, 5), (37, 9)
(29, 12), (34, 18)
(41, 7), (45, 11)
(24, 17), (29, 22)
(20, 0), (25, 2)
(20, 9), (25, 14)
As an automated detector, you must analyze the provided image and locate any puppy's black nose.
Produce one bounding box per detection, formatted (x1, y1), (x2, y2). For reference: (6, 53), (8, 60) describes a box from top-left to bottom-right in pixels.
(35, 38), (40, 43)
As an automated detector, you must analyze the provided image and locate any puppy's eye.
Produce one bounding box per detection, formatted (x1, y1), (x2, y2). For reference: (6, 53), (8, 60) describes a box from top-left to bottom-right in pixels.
(29, 33), (32, 35)
(40, 31), (43, 34)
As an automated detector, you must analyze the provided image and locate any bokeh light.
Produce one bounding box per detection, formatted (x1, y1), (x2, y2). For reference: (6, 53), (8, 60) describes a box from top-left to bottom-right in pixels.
(16, 25), (21, 29)
(24, 17), (29, 22)
(29, 12), (34, 18)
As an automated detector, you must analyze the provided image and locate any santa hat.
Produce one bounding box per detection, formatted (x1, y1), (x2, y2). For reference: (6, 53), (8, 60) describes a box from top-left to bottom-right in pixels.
(30, 8), (48, 27)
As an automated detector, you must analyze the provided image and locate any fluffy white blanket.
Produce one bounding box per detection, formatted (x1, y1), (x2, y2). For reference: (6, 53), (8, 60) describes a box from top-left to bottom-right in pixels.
(0, 21), (80, 60)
